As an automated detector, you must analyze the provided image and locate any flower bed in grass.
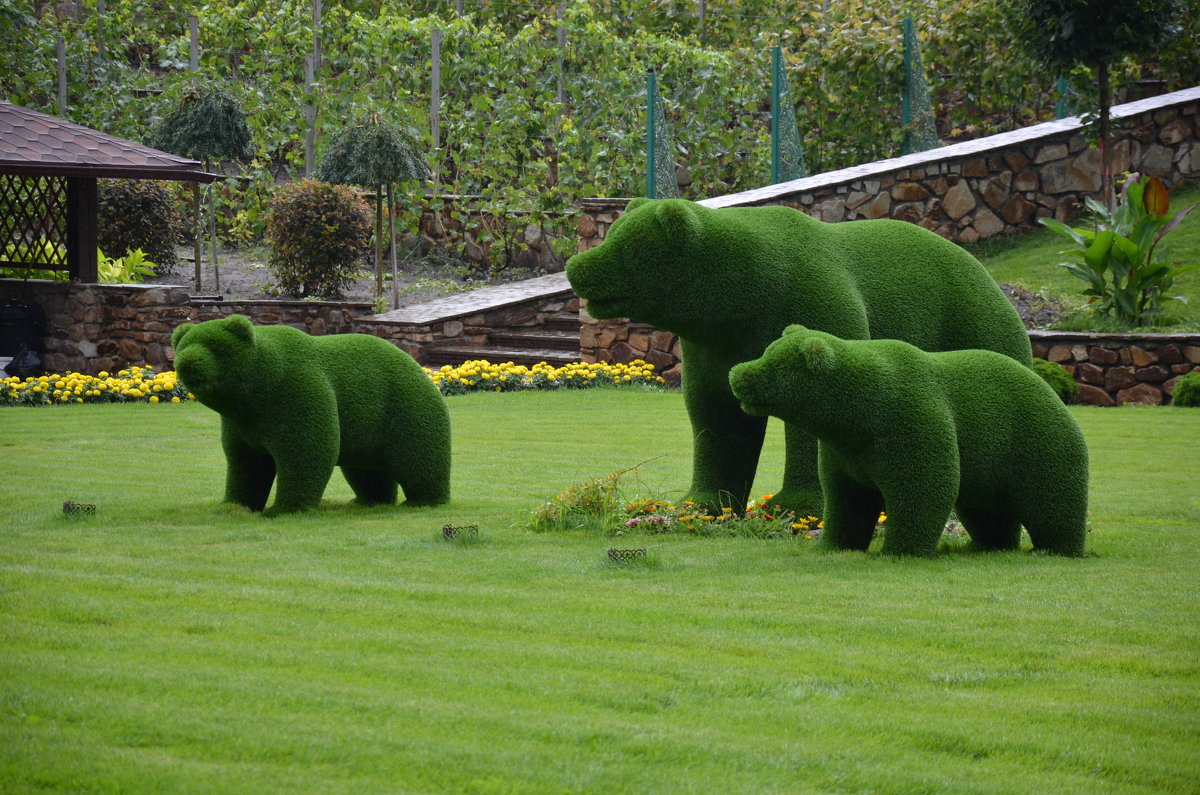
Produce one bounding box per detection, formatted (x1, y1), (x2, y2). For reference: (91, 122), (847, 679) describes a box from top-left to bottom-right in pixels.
(1, 359), (667, 406)
(2, 366), (189, 406)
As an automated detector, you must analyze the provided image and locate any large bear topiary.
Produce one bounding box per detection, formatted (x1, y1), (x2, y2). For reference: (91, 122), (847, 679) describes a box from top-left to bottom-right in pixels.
(729, 326), (1089, 556)
(566, 198), (1032, 516)
(172, 316), (451, 514)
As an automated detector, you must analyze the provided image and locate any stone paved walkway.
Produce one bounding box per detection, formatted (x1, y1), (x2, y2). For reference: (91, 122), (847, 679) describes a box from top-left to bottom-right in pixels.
(371, 272), (572, 324)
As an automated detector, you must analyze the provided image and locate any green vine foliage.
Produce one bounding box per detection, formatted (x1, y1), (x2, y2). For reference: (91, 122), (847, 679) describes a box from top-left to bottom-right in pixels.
(6, 1), (1198, 272)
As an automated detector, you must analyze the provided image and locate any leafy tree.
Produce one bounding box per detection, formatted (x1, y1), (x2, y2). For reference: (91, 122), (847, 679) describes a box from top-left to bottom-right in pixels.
(1011, 0), (1185, 206)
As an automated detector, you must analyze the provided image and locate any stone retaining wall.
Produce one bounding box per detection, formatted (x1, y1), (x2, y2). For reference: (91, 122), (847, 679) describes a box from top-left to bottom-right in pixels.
(1030, 330), (1200, 406)
(1, 274), (576, 374)
(0, 279), (373, 374)
(578, 87), (1200, 252)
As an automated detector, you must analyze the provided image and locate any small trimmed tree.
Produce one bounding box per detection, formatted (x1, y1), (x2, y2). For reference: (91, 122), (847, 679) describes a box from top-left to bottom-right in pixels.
(265, 179), (372, 299)
(148, 81), (254, 291)
(1011, 0), (1184, 207)
(316, 115), (428, 308)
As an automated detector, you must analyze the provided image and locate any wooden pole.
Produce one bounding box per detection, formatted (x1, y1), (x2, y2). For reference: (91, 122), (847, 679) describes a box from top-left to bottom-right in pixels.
(57, 35), (67, 116)
(304, 54), (316, 177)
(430, 29), (443, 235)
(206, 160), (220, 292)
(188, 15), (199, 71)
(96, 0), (105, 62)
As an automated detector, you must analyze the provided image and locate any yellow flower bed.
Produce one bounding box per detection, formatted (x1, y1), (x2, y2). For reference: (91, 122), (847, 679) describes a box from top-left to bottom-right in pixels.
(2, 359), (667, 406)
(1, 366), (191, 407)
(425, 359), (667, 396)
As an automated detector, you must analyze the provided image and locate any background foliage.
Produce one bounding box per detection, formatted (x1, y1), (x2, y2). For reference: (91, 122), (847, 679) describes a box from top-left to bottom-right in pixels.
(3, 0), (1197, 268)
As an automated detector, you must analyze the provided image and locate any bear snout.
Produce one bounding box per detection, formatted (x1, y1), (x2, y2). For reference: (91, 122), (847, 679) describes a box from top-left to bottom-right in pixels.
(172, 349), (212, 396)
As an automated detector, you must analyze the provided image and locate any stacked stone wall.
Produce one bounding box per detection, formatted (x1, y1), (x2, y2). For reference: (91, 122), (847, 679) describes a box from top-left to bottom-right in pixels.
(1031, 331), (1200, 406)
(0, 279), (373, 374)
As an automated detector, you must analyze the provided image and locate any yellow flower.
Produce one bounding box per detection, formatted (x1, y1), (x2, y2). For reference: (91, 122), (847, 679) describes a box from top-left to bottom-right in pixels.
(149, 395), (159, 403)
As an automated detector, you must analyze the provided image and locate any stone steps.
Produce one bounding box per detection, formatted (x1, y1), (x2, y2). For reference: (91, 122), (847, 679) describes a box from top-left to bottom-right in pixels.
(426, 310), (581, 367)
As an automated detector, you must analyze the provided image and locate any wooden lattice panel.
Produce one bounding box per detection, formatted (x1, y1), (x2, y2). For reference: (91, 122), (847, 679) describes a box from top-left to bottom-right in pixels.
(0, 174), (68, 270)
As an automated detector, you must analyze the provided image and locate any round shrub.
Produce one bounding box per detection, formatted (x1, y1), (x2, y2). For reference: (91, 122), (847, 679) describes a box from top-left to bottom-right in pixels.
(1032, 358), (1078, 404)
(265, 179), (371, 298)
(1171, 371), (1200, 407)
(97, 179), (184, 272)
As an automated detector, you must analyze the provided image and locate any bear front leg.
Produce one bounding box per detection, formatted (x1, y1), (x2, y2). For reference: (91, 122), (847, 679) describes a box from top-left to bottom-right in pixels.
(771, 422), (823, 518)
(817, 454), (883, 551)
(221, 422), (276, 512)
(683, 388), (767, 514)
(263, 438), (338, 516)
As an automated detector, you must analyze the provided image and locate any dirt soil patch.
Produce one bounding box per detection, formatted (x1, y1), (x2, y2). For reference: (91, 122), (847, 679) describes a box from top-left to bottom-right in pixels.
(149, 245), (551, 309)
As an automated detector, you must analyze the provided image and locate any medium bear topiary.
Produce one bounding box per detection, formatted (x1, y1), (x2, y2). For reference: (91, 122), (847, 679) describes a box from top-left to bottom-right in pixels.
(566, 198), (1032, 516)
(171, 315), (450, 514)
(729, 326), (1089, 556)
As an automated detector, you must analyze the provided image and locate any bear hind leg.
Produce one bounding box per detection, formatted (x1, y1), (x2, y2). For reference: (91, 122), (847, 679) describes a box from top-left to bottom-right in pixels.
(1022, 505), (1088, 557)
(394, 458), (451, 507)
(956, 506), (1021, 551)
(343, 467), (399, 506)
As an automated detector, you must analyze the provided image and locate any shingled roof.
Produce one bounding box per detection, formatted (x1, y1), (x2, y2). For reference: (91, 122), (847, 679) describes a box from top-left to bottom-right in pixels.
(0, 101), (218, 182)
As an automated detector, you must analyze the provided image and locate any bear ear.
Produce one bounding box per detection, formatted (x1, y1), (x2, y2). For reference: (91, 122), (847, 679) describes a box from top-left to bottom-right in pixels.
(171, 323), (194, 349)
(802, 337), (836, 371)
(654, 199), (702, 246)
(624, 197), (652, 214)
(782, 324), (810, 337)
(225, 315), (255, 345)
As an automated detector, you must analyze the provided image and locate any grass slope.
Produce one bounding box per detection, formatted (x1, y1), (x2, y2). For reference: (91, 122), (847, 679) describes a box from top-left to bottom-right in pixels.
(972, 182), (1200, 325)
(2, 392), (1199, 793)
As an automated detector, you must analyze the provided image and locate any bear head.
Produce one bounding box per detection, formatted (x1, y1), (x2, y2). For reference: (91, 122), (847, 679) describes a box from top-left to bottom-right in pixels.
(171, 315), (257, 412)
(728, 325), (841, 419)
(565, 198), (703, 329)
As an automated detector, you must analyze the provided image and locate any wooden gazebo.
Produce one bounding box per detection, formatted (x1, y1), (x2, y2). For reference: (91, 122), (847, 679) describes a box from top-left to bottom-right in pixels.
(0, 101), (216, 282)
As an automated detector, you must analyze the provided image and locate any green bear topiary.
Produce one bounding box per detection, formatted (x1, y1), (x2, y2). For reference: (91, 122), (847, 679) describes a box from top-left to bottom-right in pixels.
(1172, 371), (1200, 407)
(566, 198), (1032, 516)
(1032, 358), (1078, 404)
(729, 326), (1089, 556)
(171, 316), (450, 514)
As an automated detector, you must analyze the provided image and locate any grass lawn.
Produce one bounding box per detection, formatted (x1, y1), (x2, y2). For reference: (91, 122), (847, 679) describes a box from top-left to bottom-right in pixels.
(2, 390), (1199, 793)
(971, 182), (1200, 327)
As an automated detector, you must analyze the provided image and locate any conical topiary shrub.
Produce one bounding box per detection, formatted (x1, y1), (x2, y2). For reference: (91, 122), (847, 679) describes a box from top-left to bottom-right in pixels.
(316, 115), (428, 307)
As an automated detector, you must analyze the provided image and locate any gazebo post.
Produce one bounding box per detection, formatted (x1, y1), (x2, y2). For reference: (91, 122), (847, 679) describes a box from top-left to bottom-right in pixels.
(66, 177), (98, 283)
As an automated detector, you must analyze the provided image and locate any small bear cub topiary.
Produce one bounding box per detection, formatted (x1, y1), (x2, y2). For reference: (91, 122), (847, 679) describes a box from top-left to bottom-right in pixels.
(172, 315), (451, 514)
(729, 325), (1089, 556)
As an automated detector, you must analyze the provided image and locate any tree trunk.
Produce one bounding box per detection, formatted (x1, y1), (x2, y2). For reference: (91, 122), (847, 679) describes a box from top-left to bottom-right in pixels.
(387, 182), (398, 311)
(192, 181), (202, 291)
(374, 185), (384, 301)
